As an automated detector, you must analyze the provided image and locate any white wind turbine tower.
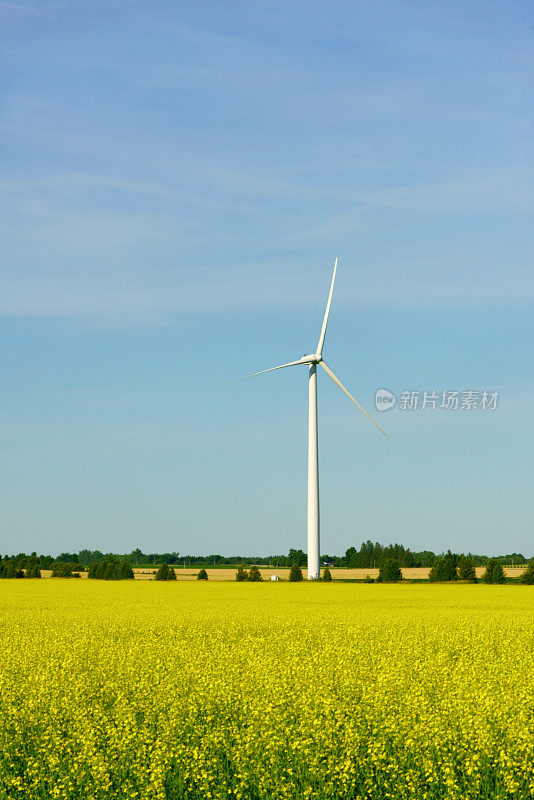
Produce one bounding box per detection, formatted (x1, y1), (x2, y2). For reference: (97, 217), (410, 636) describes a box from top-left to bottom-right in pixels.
(236, 259), (386, 579)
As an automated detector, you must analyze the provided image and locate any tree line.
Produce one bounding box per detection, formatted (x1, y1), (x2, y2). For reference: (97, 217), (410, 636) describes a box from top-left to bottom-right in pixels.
(88, 560), (134, 580)
(366, 553), (534, 584)
(0, 543), (531, 580)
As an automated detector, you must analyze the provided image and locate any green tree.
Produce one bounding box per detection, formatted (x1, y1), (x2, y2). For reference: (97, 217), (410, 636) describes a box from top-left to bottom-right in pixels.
(482, 559), (506, 584)
(0, 561), (18, 579)
(520, 560), (534, 585)
(25, 564), (41, 578)
(288, 549), (307, 567)
(429, 551), (459, 582)
(197, 568), (208, 580)
(322, 567), (332, 582)
(88, 560), (134, 580)
(88, 562), (100, 579)
(248, 565), (262, 582)
(155, 562), (169, 581)
(401, 549), (417, 568)
(118, 562), (135, 580)
(51, 561), (77, 578)
(377, 559), (402, 583)
(235, 566), (248, 582)
(458, 555), (477, 582)
(289, 563), (303, 582)
(155, 562), (176, 581)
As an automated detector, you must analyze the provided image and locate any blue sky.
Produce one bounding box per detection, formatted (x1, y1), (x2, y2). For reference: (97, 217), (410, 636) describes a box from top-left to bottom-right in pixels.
(1, 0), (533, 557)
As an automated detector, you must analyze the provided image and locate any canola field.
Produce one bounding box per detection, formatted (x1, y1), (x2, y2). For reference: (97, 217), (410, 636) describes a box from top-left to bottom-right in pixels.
(0, 581), (532, 800)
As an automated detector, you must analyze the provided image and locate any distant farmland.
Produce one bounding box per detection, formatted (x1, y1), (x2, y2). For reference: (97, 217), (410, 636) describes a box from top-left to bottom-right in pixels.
(39, 566), (526, 580)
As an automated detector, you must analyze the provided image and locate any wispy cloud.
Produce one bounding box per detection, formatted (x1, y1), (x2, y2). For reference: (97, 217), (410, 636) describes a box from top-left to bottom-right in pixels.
(1, 1), (532, 325)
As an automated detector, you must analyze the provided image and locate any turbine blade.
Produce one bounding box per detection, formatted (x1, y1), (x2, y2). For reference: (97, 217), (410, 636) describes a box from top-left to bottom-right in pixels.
(320, 361), (387, 436)
(316, 257), (338, 356)
(233, 359), (304, 383)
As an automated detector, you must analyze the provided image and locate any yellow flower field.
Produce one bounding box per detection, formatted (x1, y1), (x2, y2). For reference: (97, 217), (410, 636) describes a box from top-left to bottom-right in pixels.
(0, 581), (532, 799)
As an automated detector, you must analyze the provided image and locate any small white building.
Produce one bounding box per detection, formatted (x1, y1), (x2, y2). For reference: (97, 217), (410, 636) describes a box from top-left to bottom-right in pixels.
(270, 575), (279, 581)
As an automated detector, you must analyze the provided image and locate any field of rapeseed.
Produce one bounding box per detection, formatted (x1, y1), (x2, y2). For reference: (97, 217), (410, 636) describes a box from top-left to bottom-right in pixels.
(0, 581), (532, 800)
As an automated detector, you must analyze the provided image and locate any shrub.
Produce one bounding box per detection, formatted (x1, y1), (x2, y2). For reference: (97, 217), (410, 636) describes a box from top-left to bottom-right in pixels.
(51, 562), (77, 578)
(458, 555), (477, 583)
(289, 563), (303, 582)
(322, 568), (332, 582)
(364, 574), (374, 583)
(155, 562), (177, 581)
(482, 559), (506, 584)
(154, 562), (168, 581)
(520, 560), (534, 585)
(197, 568), (208, 581)
(248, 565), (262, 582)
(377, 559), (402, 583)
(235, 566), (248, 582)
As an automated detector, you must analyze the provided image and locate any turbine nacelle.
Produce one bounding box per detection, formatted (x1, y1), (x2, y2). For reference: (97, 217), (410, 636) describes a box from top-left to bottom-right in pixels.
(299, 354), (322, 365)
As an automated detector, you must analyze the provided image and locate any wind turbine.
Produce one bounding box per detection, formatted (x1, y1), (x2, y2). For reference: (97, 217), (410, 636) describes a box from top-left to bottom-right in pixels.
(236, 259), (386, 580)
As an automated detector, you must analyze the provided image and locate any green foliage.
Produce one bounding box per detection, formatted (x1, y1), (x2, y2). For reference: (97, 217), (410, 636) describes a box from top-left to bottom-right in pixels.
(0, 561), (22, 579)
(235, 566), (248, 582)
(88, 560), (135, 580)
(458, 555), (477, 582)
(364, 574), (374, 583)
(289, 563), (303, 582)
(0, 544), (528, 574)
(50, 560), (84, 578)
(58, 553), (78, 563)
(78, 549), (104, 565)
(159, 562), (171, 581)
(197, 568), (208, 581)
(288, 549), (307, 567)
(25, 564), (42, 578)
(247, 565), (262, 582)
(345, 541), (421, 569)
(322, 568), (332, 582)
(118, 562), (135, 580)
(51, 562), (77, 578)
(492, 553), (526, 565)
(482, 559), (506, 584)
(377, 559), (402, 583)
(519, 560), (534, 585)
(154, 562), (177, 581)
(429, 551), (459, 582)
